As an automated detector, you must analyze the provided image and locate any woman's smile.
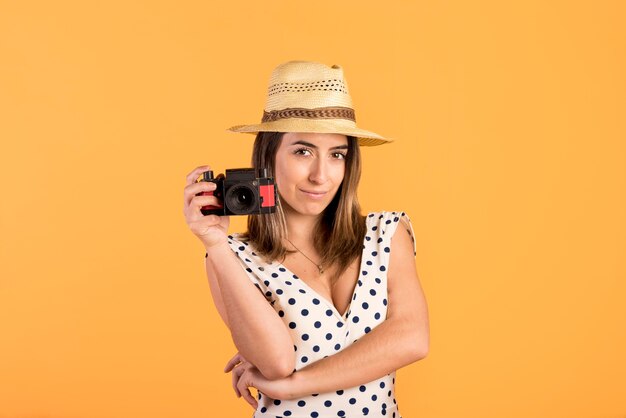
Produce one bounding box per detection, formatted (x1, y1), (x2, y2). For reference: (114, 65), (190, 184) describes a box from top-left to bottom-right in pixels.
(299, 188), (328, 199)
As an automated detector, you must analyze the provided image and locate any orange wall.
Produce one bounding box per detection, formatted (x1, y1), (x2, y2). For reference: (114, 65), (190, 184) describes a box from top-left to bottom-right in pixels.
(1, 1), (625, 417)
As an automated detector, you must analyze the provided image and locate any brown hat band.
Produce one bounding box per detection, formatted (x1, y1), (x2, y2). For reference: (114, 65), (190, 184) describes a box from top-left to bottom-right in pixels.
(262, 106), (356, 123)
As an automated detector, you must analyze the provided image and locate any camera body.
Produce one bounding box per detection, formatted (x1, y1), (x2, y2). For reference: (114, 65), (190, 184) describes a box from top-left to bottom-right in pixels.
(197, 168), (277, 216)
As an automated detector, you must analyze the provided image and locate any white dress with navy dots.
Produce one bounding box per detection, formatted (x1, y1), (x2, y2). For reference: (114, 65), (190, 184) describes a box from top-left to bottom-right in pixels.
(227, 211), (416, 418)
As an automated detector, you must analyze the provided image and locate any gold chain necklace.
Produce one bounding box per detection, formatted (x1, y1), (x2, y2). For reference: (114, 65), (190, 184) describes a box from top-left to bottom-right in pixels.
(286, 238), (324, 275)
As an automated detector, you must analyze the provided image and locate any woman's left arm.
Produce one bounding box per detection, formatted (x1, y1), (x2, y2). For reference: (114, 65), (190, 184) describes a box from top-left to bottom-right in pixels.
(229, 221), (430, 402)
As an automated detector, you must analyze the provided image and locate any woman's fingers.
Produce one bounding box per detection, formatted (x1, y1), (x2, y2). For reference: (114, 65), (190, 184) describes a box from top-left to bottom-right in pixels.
(241, 386), (258, 409)
(231, 365), (242, 397)
(236, 369), (259, 409)
(189, 193), (222, 213)
(183, 164), (217, 210)
(226, 352), (245, 397)
(226, 354), (258, 403)
(224, 352), (250, 372)
(182, 165), (230, 248)
(184, 183), (222, 224)
(184, 178), (217, 208)
(185, 165), (212, 187)
(224, 353), (242, 373)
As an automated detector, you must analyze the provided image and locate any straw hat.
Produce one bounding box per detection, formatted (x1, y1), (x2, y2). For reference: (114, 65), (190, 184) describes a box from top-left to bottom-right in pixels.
(227, 60), (391, 146)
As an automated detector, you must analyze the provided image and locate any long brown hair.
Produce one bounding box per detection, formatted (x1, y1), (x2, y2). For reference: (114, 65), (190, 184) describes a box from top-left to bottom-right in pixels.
(241, 131), (366, 283)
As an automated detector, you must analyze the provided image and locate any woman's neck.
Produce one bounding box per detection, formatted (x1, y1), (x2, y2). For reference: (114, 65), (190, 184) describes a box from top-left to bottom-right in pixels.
(284, 211), (321, 245)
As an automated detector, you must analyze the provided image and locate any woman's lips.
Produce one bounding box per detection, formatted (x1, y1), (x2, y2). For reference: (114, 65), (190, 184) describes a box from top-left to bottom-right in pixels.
(299, 189), (328, 199)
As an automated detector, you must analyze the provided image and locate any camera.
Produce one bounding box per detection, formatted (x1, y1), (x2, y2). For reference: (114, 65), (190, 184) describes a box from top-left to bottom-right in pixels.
(196, 168), (277, 216)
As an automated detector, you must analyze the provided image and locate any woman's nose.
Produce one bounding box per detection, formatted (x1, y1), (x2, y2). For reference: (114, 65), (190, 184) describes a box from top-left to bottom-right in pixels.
(308, 158), (328, 184)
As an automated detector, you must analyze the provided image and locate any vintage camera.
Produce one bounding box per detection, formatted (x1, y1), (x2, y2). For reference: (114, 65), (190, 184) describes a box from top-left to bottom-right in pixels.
(196, 168), (277, 216)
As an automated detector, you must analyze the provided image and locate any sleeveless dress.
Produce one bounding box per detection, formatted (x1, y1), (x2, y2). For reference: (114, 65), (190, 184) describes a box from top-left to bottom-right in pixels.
(226, 211), (416, 418)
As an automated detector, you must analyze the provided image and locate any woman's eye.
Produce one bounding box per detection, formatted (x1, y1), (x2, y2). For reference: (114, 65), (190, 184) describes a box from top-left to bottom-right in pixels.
(294, 147), (312, 156)
(332, 152), (347, 160)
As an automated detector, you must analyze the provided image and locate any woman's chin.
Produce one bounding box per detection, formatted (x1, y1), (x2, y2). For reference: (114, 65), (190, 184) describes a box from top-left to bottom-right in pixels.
(283, 202), (329, 218)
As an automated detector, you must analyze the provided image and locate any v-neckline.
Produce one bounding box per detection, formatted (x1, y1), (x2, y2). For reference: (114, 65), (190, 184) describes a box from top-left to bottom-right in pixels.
(276, 213), (372, 321)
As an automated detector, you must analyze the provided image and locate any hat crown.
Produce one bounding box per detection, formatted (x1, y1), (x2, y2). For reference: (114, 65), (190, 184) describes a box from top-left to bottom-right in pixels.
(264, 61), (354, 112)
(227, 60), (391, 146)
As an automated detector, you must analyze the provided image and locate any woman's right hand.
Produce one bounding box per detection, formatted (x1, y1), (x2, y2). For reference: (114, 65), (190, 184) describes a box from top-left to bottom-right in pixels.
(183, 165), (230, 249)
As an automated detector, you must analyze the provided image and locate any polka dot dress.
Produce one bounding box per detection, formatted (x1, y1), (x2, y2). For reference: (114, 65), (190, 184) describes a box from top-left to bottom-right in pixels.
(227, 211), (416, 418)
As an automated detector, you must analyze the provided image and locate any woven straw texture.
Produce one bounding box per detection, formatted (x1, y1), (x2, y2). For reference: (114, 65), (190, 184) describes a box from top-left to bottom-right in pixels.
(227, 60), (391, 146)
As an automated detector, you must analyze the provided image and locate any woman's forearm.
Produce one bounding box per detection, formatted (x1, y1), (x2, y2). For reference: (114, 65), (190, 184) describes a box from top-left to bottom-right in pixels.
(204, 254), (231, 327)
(206, 242), (295, 379)
(283, 316), (427, 399)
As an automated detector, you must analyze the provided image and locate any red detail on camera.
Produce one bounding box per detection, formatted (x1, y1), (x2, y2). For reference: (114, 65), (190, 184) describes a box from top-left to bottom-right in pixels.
(259, 184), (275, 207)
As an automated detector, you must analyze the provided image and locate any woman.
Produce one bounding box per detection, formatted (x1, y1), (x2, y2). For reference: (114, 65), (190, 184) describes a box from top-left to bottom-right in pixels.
(183, 61), (429, 418)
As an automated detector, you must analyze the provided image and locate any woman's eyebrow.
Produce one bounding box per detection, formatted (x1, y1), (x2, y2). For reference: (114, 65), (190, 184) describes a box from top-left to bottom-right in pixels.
(291, 140), (349, 150)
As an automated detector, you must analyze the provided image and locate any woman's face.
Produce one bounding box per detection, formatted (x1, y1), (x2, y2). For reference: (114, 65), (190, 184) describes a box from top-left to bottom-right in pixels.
(274, 132), (348, 218)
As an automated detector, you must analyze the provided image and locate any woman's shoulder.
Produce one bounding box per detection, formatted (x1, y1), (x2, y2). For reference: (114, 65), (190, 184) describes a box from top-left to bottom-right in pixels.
(364, 210), (411, 223)
(227, 231), (247, 243)
(226, 233), (262, 261)
(364, 210), (416, 255)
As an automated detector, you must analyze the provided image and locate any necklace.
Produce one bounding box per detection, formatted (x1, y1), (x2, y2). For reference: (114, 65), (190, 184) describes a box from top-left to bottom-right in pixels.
(286, 238), (324, 275)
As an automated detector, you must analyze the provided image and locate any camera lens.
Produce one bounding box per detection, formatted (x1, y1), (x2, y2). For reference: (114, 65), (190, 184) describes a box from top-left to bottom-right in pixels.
(225, 185), (257, 214)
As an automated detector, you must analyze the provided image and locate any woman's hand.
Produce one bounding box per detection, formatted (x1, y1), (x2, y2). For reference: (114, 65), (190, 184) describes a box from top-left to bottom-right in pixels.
(224, 352), (294, 407)
(183, 165), (230, 249)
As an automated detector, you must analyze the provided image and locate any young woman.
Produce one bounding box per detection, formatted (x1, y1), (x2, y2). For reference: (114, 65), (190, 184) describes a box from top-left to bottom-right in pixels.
(183, 61), (429, 418)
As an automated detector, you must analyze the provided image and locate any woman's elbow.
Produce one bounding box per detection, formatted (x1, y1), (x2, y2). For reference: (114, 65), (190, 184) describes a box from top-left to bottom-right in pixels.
(415, 341), (429, 360)
(407, 329), (429, 362)
(258, 352), (296, 380)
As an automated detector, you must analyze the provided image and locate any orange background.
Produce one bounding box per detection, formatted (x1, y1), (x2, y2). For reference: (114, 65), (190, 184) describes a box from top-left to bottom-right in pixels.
(1, 1), (625, 417)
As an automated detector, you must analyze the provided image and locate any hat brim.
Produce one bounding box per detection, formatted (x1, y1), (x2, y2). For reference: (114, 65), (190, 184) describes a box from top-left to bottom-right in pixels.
(227, 119), (392, 146)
